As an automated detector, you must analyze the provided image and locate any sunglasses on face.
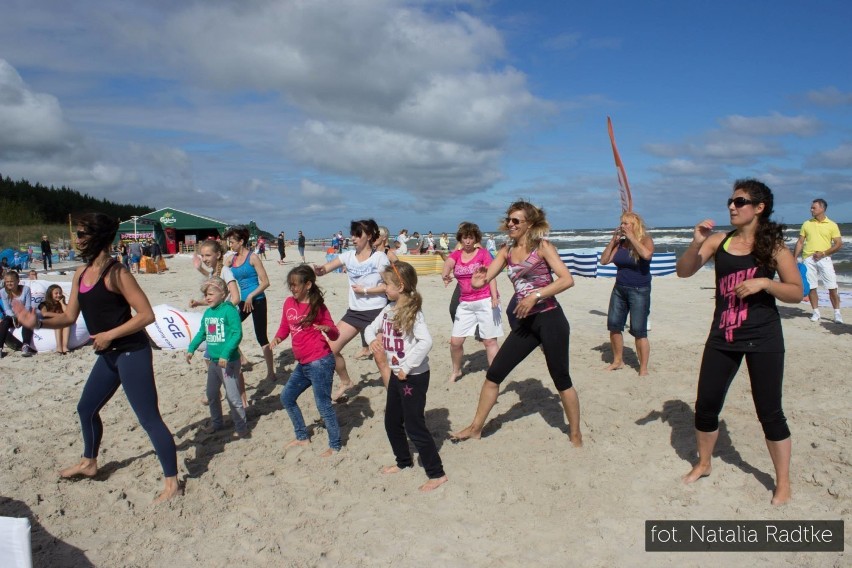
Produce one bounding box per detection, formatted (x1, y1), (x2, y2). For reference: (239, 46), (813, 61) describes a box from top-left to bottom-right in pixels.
(727, 197), (756, 208)
(76, 230), (89, 238)
(505, 217), (526, 226)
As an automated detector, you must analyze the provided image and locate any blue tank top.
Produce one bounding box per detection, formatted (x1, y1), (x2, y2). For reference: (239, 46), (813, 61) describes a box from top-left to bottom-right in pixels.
(613, 244), (651, 287)
(230, 251), (265, 300)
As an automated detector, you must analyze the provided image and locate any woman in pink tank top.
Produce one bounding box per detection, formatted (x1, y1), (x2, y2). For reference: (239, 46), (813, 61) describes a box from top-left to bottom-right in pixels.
(450, 200), (583, 448)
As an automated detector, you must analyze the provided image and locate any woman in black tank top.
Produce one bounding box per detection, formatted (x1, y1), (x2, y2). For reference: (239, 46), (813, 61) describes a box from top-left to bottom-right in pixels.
(14, 213), (180, 503)
(676, 179), (802, 505)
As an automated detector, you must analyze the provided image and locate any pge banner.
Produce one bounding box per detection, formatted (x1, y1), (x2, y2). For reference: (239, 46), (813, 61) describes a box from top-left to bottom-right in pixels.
(145, 304), (203, 350)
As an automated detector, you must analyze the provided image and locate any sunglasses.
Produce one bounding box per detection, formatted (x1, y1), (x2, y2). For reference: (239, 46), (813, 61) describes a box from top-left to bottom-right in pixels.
(76, 230), (89, 238)
(505, 217), (526, 226)
(727, 197), (756, 208)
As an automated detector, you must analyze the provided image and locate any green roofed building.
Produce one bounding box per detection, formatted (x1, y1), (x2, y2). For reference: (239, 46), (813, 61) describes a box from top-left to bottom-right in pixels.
(118, 207), (231, 254)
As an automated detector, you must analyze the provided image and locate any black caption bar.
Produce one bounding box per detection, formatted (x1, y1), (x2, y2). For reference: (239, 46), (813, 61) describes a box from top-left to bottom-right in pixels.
(645, 520), (844, 552)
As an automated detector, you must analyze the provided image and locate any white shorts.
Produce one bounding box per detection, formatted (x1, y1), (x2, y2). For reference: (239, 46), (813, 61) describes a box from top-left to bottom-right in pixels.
(452, 298), (504, 339)
(804, 255), (837, 290)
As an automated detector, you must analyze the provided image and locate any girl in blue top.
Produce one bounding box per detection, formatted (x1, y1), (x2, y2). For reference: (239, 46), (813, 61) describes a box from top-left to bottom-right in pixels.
(0, 271), (35, 357)
(225, 227), (275, 382)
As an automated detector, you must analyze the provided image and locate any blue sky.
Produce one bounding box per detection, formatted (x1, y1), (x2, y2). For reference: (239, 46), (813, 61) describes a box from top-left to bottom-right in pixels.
(1, 0), (851, 237)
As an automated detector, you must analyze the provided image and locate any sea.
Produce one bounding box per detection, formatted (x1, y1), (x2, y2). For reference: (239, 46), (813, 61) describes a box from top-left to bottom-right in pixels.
(541, 223), (852, 286)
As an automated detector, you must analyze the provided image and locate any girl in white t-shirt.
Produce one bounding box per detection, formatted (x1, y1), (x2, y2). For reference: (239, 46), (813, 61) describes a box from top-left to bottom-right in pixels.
(314, 220), (390, 400)
(396, 229), (409, 255)
(191, 239), (248, 407)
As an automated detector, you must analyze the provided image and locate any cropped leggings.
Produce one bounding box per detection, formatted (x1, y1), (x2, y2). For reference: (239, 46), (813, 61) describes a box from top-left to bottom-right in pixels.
(238, 296), (270, 346)
(694, 346), (790, 441)
(77, 345), (178, 476)
(486, 305), (573, 392)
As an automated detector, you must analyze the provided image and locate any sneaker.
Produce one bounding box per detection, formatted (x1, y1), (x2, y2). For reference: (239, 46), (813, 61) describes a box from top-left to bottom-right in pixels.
(835, 312), (844, 324)
(21, 345), (34, 357)
(810, 311), (821, 322)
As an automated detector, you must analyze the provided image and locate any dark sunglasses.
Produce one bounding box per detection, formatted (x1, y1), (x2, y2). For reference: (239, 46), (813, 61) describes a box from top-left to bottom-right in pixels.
(76, 230), (89, 238)
(727, 197), (756, 208)
(505, 217), (526, 225)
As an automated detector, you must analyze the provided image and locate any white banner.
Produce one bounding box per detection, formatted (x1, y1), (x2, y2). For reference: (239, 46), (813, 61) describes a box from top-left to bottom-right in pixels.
(13, 313), (90, 352)
(145, 304), (203, 350)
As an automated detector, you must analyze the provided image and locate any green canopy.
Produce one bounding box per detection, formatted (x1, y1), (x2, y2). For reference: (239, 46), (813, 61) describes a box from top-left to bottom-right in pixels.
(141, 208), (229, 232)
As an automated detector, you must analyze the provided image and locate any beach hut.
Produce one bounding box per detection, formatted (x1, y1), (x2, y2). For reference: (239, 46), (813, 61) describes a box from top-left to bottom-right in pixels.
(138, 208), (230, 254)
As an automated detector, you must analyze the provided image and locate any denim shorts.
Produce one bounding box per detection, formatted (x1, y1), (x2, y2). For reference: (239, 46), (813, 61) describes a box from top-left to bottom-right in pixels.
(607, 284), (651, 338)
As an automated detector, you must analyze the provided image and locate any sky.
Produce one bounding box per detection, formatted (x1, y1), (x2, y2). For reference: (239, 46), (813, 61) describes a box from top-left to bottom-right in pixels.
(1, 0), (851, 237)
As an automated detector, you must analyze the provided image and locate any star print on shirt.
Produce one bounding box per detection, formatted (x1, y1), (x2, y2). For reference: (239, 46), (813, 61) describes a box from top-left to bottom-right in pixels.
(402, 385), (413, 396)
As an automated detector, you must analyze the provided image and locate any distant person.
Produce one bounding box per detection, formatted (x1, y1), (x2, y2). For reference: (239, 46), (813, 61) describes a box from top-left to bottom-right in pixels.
(12, 252), (22, 271)
(128, 239), (143, 274)
(600, 211), (655, 376)
(485, 234), (497, 258)
(27, 269), (38, 281)
(336, 230), (345, 253)
(40, 235), (53, 272)
(0, 271), (35, 358)
(257, 237), (268, 261)
(277, 231), (287, 265)
(793, 198), (843, 323)
(149, 239), (163, 275)
(297, 230), (306, 263)
(410, 232), (422, 255)
(13, 213), (179, 502)
(396, 229), (409, 254)
(438, 232), (449, 252)
(676, 179), (801, 505)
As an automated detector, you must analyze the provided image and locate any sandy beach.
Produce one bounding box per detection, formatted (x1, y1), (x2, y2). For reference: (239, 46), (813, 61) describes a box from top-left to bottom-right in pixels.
(1, 250), (849, 567)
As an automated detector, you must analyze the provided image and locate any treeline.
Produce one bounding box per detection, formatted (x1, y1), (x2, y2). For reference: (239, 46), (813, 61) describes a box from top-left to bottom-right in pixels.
(0, 174), (153, 226)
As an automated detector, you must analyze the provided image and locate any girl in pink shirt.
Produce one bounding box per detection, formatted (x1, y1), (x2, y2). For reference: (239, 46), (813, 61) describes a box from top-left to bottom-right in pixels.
(271, 265), (342, 455)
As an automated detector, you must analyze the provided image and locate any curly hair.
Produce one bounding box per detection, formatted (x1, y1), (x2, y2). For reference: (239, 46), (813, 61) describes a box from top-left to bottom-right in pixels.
(733, 178), (786, 270)
(75, 213), (120, 263)
(288, 264), (326, 327)
(382, 261), (422, 336)
(499, 200), (550, 249)
(456, 222), (482, 244)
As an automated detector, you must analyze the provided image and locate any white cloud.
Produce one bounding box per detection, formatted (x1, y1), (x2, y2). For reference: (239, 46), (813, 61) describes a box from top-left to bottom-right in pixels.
(719, 113), (820, 137)
(808, 143), (852, 168)
(805, 87), (852, 106)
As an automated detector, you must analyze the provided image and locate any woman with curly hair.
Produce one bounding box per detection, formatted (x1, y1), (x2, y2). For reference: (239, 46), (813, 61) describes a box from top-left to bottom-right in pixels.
(451, 200), (582, 447)
(676, 179), (802, 505)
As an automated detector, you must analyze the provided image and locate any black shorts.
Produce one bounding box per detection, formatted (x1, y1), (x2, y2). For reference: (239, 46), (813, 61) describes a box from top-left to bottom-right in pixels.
(341, 307), (384, 330)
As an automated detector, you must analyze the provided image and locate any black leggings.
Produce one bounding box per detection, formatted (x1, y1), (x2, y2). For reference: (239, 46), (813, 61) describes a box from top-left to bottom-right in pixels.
(0, 316), (32, 349)
(77, 345), (178, 476)
(486, 306), (573, 391)
(385, 371), (444, 478)
(238, 296), (269, 346)
(694, 346), (789, 441)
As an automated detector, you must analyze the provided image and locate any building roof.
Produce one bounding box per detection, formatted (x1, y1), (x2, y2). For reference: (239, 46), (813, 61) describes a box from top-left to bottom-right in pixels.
(138, 207), (230, 231)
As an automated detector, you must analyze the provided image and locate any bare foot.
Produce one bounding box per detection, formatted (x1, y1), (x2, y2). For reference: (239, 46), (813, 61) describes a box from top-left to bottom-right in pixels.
(380, 465), (403, 475)
(604, 361), (624, 371)
(152, 477), (181, 504)
(448, 370), (462, 383)
(419, 475), (448, 492)
(332, 382), (355, 402)
(320, 448), (339, 458)
(569, 432), (583, 448)
(449, 425), (481, 442)
(682, 463), (712, 484)
(638, 368), (649, 376)
(354, 347), (371, 360)
(286, 439), (311, 448)
(199, 397), (209, 405)
(771, 482), (791, 505)
(59, 459), (97, 479)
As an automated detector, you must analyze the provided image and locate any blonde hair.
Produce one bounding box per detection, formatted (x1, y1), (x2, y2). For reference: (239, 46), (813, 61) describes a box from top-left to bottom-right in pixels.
(499, 199), (550, 249)
(382, 261), (422, 336)
(620, 211), (648, 262)
(199, 239), (225, 278)
(201, 276), (228, 296)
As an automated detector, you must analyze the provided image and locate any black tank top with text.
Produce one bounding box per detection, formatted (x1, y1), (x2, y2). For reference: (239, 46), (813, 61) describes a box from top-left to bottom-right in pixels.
(78, 260), (150, 354)
(707, 232), (783, 352)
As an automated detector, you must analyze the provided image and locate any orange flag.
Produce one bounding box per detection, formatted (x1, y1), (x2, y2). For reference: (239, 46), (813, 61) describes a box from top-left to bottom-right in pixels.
(607, 116), (633, 212)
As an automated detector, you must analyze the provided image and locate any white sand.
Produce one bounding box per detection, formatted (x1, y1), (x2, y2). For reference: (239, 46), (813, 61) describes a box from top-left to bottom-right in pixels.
(1, 251), (849, 567)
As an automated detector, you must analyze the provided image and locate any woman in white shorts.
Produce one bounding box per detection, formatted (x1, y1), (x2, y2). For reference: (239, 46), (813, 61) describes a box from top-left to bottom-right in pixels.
(442, 222), (502, 383)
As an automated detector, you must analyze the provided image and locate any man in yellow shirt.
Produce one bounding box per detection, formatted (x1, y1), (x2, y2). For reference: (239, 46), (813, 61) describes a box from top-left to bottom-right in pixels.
(794, 199), (843, 323)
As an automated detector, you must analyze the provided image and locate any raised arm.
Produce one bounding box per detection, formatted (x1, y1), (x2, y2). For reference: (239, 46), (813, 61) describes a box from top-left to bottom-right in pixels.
(676, 220), (723, 278)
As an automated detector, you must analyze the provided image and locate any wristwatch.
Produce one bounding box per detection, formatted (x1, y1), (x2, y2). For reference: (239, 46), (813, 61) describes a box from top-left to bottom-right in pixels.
(534, 291), (542, 301)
